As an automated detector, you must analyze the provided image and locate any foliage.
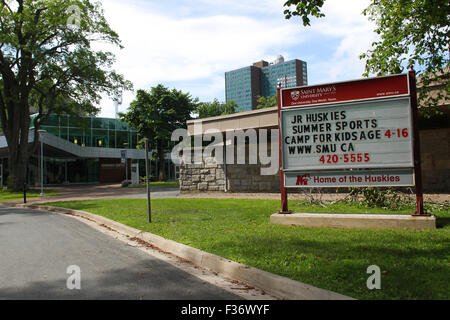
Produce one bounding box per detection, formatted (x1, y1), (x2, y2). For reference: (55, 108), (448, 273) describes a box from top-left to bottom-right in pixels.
(0, 0), (131, 189)
(283, 0), (449, 117)
(346, 187), (413, 210)
(256, 95), (277, 109)
(360, 0), (449, 118)
(283, 0), (325, 26)
(120, 85), (198, 180)
(195, 99), (237, 118)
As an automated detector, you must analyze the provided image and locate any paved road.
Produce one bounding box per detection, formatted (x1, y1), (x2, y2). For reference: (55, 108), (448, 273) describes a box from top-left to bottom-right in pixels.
(0, 205), (240, 300)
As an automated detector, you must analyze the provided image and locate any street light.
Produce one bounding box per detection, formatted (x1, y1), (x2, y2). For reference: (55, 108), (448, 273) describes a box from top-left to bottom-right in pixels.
(123, 143), (128, 182)
(38, 129), (46, 197)
(144, 138), (151, 223)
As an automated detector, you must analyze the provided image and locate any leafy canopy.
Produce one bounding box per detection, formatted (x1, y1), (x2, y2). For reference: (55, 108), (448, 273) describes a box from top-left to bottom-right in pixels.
(256, 95), (277, 109)
(283, 0), (449, 116)
(0, 0), (132, 120)
(120, 84), (198, 148)
(195, 99), (237, 119)
(0, 0), (131, 189)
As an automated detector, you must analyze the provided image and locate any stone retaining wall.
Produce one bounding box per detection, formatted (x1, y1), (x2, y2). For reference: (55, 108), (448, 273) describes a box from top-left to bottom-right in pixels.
(180, 158), (226, 192)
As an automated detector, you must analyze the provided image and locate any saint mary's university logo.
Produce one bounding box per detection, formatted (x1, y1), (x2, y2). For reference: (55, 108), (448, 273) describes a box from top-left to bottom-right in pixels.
(291, 90), (300, 101)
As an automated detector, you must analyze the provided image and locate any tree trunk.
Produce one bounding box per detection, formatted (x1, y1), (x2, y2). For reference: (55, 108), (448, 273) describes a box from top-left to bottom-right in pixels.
(157, 140), (165, 181)
(8, 152), (28, 191)
(5, 127), (29, 191)
(1, 86), (33, 191)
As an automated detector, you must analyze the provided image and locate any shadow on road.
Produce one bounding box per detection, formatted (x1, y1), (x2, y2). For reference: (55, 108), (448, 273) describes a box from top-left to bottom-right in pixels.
(0, 259), (241, 300)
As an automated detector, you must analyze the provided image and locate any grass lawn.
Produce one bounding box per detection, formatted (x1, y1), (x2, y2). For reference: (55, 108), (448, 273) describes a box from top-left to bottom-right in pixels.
(0, 188), (60, 202)
(129, 181), (180, 189)
(44, 198), (449, 300)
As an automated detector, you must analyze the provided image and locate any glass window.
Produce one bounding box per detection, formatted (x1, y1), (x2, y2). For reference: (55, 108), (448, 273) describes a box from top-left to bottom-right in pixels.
(92, 129), (108, 148)
(116, 130), (129, 148)
(42, 126), (60, 137)
(43, 115), (60, 127)
(69, 116), (90, 130)
(68, 128), (84, 146)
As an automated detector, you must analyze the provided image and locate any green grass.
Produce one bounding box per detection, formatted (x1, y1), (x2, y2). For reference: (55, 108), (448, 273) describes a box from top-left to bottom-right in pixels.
(0, 188), (60, 201)
(44, 198), (450, 300)
(129, 181), (180, 188)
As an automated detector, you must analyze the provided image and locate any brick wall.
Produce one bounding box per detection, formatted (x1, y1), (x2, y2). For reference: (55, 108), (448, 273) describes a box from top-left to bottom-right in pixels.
(420, 128), (450, 192)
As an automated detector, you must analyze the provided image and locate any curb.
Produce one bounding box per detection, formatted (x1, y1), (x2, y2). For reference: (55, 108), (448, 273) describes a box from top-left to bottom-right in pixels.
(12, 203), (354, 300)
(271, 212), (437, 230)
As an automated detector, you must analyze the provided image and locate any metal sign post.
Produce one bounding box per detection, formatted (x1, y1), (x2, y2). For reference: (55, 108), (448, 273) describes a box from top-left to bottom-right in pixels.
(277, 84), (291, 214)
(121, 149), (127, 182)
(38, 130), (46, 197)
(144, 138), (152, 223)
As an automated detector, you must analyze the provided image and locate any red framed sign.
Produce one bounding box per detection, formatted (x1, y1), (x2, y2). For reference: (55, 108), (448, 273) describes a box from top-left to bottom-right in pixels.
(280, 97), (414, 172)
(277, 72), (425, 215)
(281, 74), (409, 108)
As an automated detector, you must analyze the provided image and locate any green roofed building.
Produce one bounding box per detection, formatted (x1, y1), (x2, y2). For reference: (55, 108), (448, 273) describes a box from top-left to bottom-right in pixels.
(0, 114), (179, 186)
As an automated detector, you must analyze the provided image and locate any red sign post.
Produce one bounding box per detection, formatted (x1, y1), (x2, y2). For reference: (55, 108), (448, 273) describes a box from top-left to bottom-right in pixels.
(277, 84), (291, 214)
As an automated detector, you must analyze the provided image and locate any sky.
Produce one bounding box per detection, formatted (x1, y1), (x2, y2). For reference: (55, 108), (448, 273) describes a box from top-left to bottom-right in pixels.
(97, 0), (378, 118)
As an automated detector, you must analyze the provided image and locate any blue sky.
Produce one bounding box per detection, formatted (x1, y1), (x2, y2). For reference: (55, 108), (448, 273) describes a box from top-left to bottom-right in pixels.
(98, 0), (377, 118)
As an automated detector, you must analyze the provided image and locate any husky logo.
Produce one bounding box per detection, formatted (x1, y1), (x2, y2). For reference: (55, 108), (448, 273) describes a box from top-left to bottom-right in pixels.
(296, 174), (311, 186)
(291, 90), (300, 101)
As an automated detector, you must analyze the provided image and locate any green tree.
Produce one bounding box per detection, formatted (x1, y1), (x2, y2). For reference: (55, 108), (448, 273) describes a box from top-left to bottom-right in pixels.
(195, 99), (237, 118)
(283, 0), (449, 117)
(256, 95), (277, 109)
(120, 85), (198, 181)
(0, 0), (131, 190)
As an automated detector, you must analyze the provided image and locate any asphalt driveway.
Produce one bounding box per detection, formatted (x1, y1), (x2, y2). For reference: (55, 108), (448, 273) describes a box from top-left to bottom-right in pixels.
(0, 205), (240, 300)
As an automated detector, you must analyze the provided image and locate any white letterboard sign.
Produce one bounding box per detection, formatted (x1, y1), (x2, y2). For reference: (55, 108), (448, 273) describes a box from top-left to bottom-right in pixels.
(280, 97), (414, 172)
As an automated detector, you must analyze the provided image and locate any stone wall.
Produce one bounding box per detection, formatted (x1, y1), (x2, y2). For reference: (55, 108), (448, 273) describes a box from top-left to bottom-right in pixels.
(180, 157), (226, 192)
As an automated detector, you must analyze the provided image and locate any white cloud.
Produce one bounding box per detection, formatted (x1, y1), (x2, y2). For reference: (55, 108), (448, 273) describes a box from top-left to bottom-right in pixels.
(96, 0), (379, 117)
(305, 0), (378, 84)
(97, 0), (304, 117)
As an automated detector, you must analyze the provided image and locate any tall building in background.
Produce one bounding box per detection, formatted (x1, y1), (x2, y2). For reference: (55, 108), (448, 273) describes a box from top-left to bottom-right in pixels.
(225, 56), (308, 111)
(224, 65), (262, 112)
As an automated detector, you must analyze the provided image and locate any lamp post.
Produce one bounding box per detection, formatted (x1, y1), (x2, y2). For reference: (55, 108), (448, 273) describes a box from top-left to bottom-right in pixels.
(124, 143), (128, 182)
(144, 138), (151, 223)
(38, 129), (46, 197)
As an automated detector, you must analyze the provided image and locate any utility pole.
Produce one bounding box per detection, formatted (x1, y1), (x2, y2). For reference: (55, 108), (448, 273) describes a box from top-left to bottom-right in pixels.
(38, 130), (46, 197)
(144, 138), (151, 222)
